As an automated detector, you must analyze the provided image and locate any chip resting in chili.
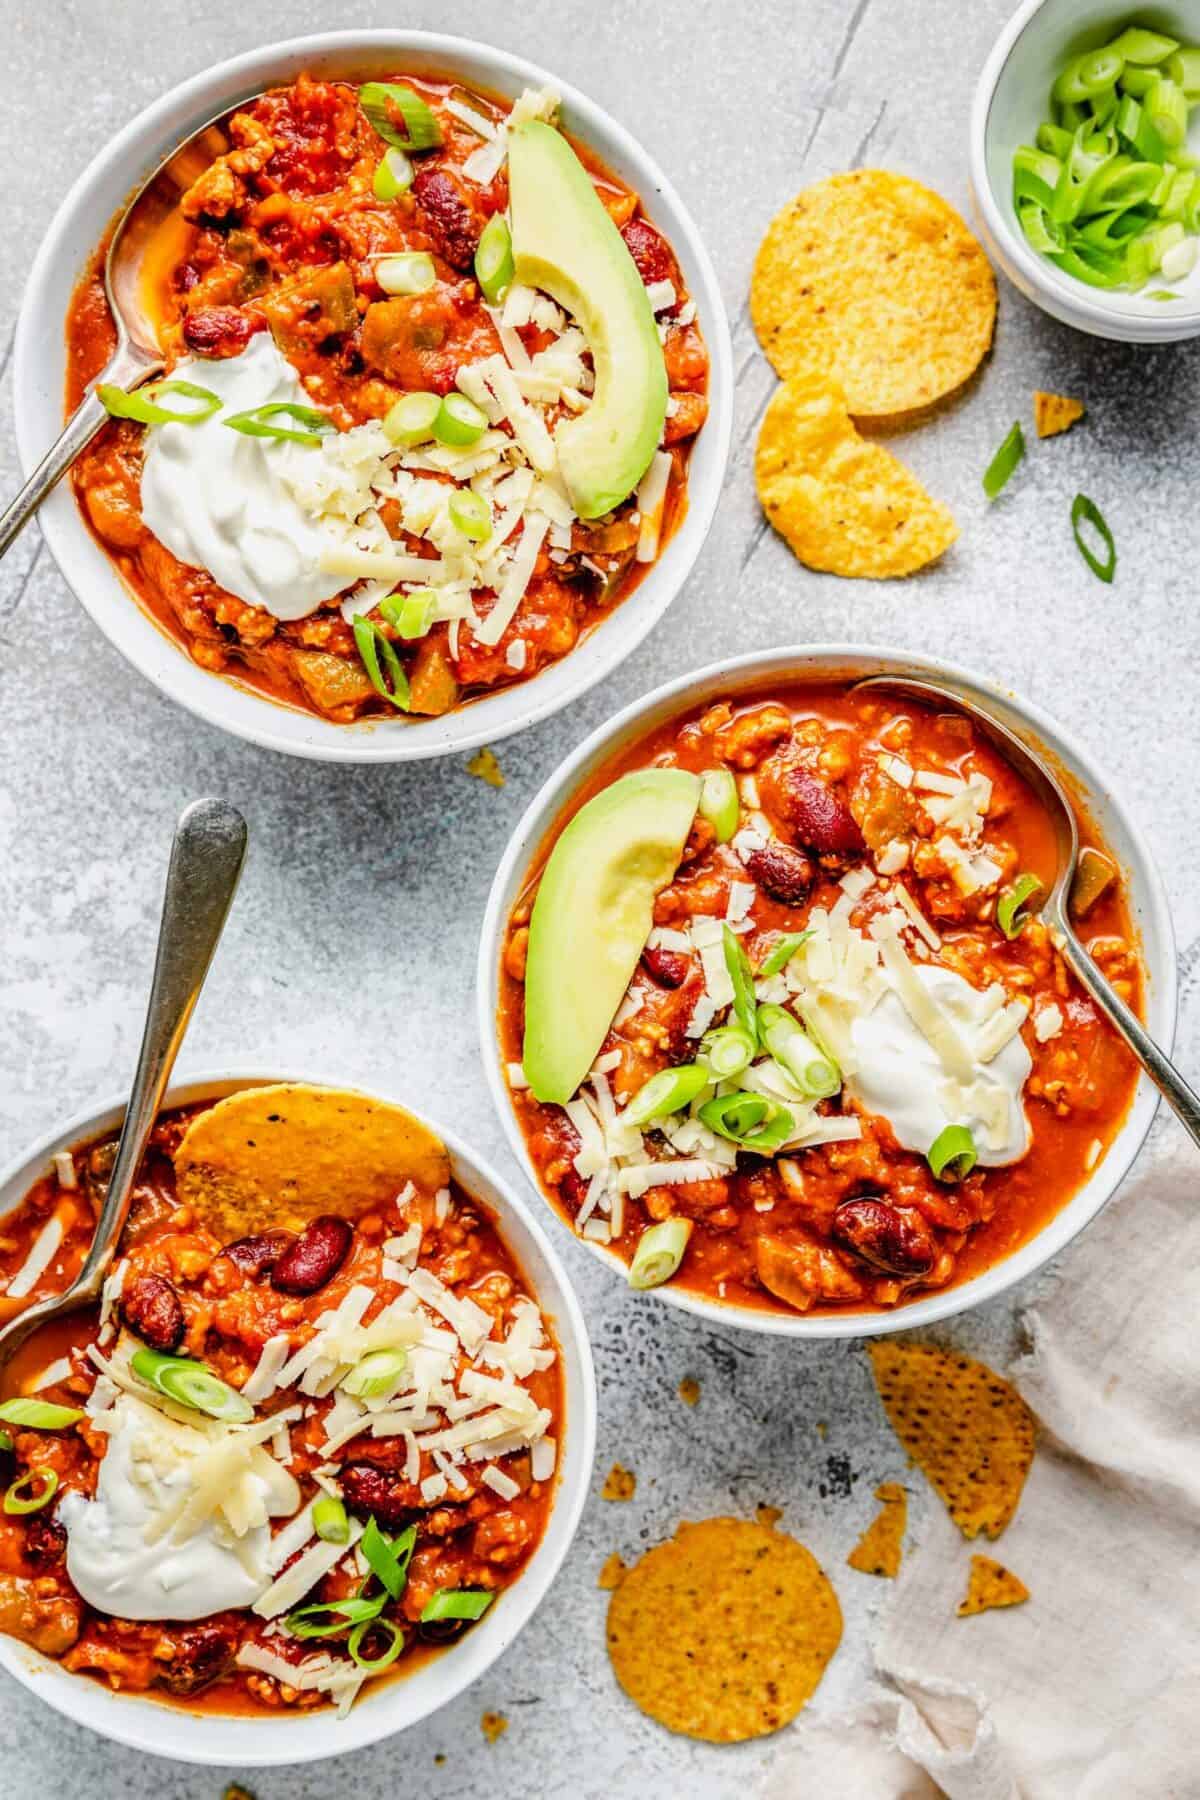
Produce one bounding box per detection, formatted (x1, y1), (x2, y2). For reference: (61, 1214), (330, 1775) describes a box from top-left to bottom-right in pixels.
(750, 170), (996, 418)
(846, 1482), (908, 1578)
(867, 1341), (1036, 1539)
(755, 374), (957, 579)
(958, 1554), (1030, 1617)
(606, 1517), (842, 1743)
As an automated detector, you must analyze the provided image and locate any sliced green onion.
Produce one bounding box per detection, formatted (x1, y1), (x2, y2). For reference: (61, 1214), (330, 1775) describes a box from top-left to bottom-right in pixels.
(1090, 87), (1120, 127)
(382, 390), (441, 447)
(1071, 493), (1117, 584)
(313, 1494), (351, 1543)
(758, 931), (812, 977)
(448, 489), (492, 541)
(1053, 55), (1099, 107)
(223, 402), (334, 448)
(0, 1430), (11, 1454)
(1036, 121), (1074, 159)
(285, 1594), (385, 1639)
(997, 873), (1043, 939)
(420, 1588), (495, 1624)
(1167, 47), (1200, 97)
(0, 1398), (83, 1430)
(342, 1348), (409, 1399)
(361, 1517), (416, 1600)
(698, 1090), (795, 1154)
(1056, 99), (1089, 130)
(4, 1469), (58, 1516)
(97, 378), (221, 428)
(373, 147), (414, 200)
(628, 1218), (693, 1290)
(1119, 64), (1159, 97)
(624, 1064), (710, 1126)
(1014, 144), (1063, 209)
(1146, 77), (1188, 148)
(927, 1124), (978, 1183)
(698, 769), (739, 842)
(381, 592), (437, 639)
(699, 1025), (755, 1081)
(129, 1348), (253, 1423)
(475, 215), (515, 304)
(1106, 26), (1179, 66)
(376, 251), (436, 296)
(433, 393), (488, 447)
(1018, 200), (1065, 254)
(982, 421), (1025, 500)
(359, 82), (443, 151)
(353, 617), (412, 711)
(348, 1616), (405, 1672)
(1115, 95), (1169, 165)
(757, 1003), (841, 1100)
(722, 924), (759, 1047)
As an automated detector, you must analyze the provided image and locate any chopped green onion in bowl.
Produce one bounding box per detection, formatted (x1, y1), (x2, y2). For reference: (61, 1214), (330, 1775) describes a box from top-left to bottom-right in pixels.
(449, 489), (492, 542)
(628, 1218), (693, 1289)
(699, 1024), (755, 1080)
(698, 1090), (795, 1154)
(223, 402), (335, 448)
(98, 378), (222, 427)
(4, 1469), (58, 1516)
(359, 82), (442, 152)
(361, 1518), (416, 1599)
(381, 592), (437, 639)
(373, 147), (414, 201)
(697, 769), (739, 842)
(757, 1002), (841, 1100)
(624, 1064), (710, 1126)
(433, 393), (489, 447)
(353, 617), (412, 711)
(376, 251), (436, 296)
(758, 931), (812, 977)
(312, 1494), (351, 1543)
(722, 925), (759, 1047)
(0, 1397), (83, 1431)
(383, 390), (441, 448)
(348, 1617), (405, 1671)
(342, 1347), (409, 1399)
(475, 215), (515, 304)
(927, 1123), (978, 1183)
(420, 1588), (496, 1623)
(129, 1348), (254, 1422)
(285, 1594), (386, 1638)
(997, 872), (1043, 939)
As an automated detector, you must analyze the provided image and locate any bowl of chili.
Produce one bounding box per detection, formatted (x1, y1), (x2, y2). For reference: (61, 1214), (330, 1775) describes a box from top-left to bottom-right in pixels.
(14, 32), (730, 760)
(479, 645), (1176, 1338)
(0, 1068), (596, 1764)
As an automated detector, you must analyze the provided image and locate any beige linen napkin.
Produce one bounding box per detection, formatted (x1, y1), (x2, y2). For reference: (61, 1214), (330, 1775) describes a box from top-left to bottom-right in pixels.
(763, 1122), (1200, 1799)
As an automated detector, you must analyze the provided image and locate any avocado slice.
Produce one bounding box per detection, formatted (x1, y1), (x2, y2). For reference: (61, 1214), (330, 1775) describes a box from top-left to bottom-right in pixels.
(508, 120), (669, 520)
(522, 768), (701, 1104)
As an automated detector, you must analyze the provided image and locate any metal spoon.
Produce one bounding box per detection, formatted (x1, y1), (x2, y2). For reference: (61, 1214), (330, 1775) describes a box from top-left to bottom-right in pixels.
(0, 103), (249, 560)
(0, 798), (247, 1369)
(856, 673), (1200, 1148)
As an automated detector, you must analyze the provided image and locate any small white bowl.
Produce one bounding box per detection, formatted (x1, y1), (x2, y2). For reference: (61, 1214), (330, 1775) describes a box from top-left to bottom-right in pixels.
(13, 32), (731, 762)
(0, 1068), (596, 1766)
(970, 0), (1200, 341)
(478, 644), (1176, 1340)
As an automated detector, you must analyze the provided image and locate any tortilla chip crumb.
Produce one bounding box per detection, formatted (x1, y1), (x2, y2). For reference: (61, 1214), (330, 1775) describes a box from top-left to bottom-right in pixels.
(481, 1711), (508, 1744)
(598, 1552), (628, 1590)
(602, 1461), (637, 1502)
(816, 1421), (828, 1441)
(846, 1481), (907, 1578)
(756, 1504), (783, 1528)
(434, 1753), (446, 1766)
(958, 1554), (1030, 1617)
(223, 1788), (255, 1800)
(678, 1376), (701, 1406)
(467, 747), (505, 788)
(1033, 391), (1085, 438)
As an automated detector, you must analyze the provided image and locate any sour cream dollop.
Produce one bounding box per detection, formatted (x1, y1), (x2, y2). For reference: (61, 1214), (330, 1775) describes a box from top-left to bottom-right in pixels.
(60, 1395), (272, 1620)
(848, 965), (1032, 1166)
(140, 335), (351, 621)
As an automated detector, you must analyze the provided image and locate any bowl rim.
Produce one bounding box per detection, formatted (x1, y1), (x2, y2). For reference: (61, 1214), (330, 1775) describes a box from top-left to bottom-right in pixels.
(969, 0), (1200, 338)
(476, 641), (1177, 1340)
(13, 29), (733, 764)
(0, 1064), (597, 1765)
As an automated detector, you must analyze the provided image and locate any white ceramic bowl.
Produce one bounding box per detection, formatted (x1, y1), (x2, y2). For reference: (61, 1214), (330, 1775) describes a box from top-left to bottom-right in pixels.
(0, 1068), (596, 1765)
(13, 32), (732, 762)
(478, 644), (1176, 1340)
(970, 0), (1200, 341)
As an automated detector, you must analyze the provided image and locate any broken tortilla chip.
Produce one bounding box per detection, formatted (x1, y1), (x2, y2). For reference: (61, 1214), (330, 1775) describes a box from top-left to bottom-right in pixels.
(846, 1482), (907, 1578)
(751, 170), (996, 418)
(1034, 391), (1085, 438)
(467, 746), (505, 788)
(958, 1554), (1030, 1617)
(607, 1518), (842, 1743)
(601, 1461), (637, 1502)
(867, 1342), (1035, 1540)
(756, 373), (957, 579)
(175, 1083), (450, 1238)
(678, 1376), (701, 1406)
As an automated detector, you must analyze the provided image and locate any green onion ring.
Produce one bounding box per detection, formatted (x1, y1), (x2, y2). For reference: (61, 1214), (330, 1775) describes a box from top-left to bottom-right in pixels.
(982, 421), (1026, 500)
(373, 146), (414, 201)
(419, 1588), (495, 1624)
(628, 1217), (693, 1290)
(1071, 493), (1117, 583)
(380, 592), (438, 639)
(312, 1494), (351, 1544)
(285, 1594), (386, 1639)
(997, 873), (1043, 939)
(97, 378), (222, 427)
(699, 1024), (755, 1081)
(129, 1348), (253, 1423)
(433, 393), (489, 447)
(342, 1348), (409, 1399)
(448, 489), (492, 543)
(698, 769), (739, 843)
(348, 1615), (406, 1672)
(359, 82), (443, 151)
(722, 924), (759, 1048)
(222, 402), (335, 448)
(0, 1398), (83, 1430)
(927, 1124), (978, 1183)
(698, 1090), (795, 1154)
(475, 215), (515, 304)
(361, 1517), (416, 1601)
(758, 930), (812, 977)
(353, 617), (412, 712)
(4, 1468), (58, 1516)
(624, 1064), (710, 1126)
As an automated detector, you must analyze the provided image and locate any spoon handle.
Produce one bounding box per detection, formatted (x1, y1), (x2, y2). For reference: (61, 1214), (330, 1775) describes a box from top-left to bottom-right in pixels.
(1054, 922), (1200, 1149)
(73, 799), (248, 1298)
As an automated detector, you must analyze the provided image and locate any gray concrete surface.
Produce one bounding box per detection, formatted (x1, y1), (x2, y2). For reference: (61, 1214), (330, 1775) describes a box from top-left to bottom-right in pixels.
(2, 1), (1199, 1794)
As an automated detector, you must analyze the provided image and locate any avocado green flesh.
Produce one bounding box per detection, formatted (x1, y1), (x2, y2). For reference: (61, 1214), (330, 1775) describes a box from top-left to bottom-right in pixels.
(522, 768), (702, 1105)
(508, 120), (669, 520)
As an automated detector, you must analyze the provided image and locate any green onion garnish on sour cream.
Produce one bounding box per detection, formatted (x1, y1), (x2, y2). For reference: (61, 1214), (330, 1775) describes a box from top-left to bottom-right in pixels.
(927, 1123), (978, 1183)
(98, 378), (221, 427)
(223, 402), (336, 448)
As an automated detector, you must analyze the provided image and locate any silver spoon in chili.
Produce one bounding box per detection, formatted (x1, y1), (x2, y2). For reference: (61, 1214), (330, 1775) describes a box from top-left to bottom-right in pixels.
(0, 798), (247, 1368)
(855, 674), (1200, 1148)
(0, 102), (258, 559)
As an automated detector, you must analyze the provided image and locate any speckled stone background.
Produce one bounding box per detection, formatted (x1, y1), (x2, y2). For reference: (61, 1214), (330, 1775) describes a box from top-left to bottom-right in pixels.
(2, 1), (1199, 1794)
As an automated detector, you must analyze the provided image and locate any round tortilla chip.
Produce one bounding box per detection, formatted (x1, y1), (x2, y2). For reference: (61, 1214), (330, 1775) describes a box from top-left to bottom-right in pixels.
(751, 170), (996, 417)
(867, 1341), (1036, 1541)
(606, 1517), (842, 1743)
(175, 1083), (450, 1239)
(756, 373), (957, 579)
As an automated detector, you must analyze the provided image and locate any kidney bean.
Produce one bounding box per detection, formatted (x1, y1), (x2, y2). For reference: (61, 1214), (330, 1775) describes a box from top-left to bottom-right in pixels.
(120, 1273), (185, 1352)
(620, 218), (678, 300)
(181, 306), (261, 358)
(219, 1229), (296, 1280)
(270, 1215), (353, 1295)
(779, 767), (865, 857)
(641, 944), (691, 988)
(411, 167), (479, 270)
(743, 840), (814, 904)
(559, 1167), (590, 1211)
(156, 1620), (239, 1695)
(340, 1462), (415, 1529)
(22, 1514), (67, 1573)
(832, 1197), (936, 1277)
